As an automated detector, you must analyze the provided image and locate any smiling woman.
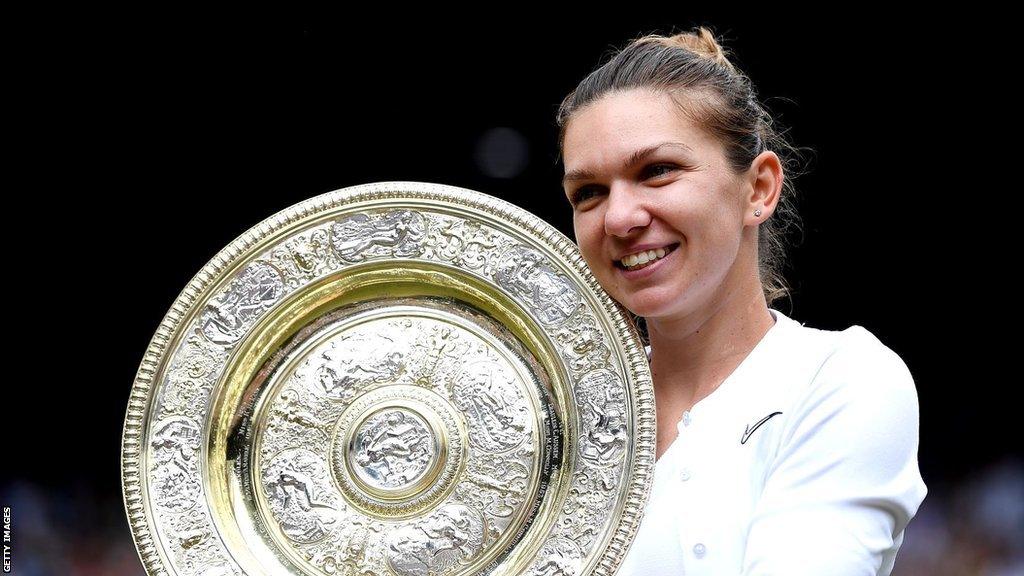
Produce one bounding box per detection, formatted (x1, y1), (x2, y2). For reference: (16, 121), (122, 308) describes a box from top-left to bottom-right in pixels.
(554, 26), (927, 576)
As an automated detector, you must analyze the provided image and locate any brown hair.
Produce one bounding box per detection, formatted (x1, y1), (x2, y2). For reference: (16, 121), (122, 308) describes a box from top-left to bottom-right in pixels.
(556, 26), (808, 324)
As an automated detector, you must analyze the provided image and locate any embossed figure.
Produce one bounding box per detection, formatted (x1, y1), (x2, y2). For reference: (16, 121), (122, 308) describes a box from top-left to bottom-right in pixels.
(531, 538), (583, 576)
(262, 449), (338, 544)
(272, 471), (327, 511)
(557, 324), (611, 373)
(312, 343), (403, 401)
(353, 410), (432, 487)
(291, 231), (330, 274)
(386, 505), (483, 576)
(200, 262), (285, 344)
(423, 508), (474, 559)
(493, 247), (580, 325)
(272, 389), (321, 431)
(272, 229), (335, 285)
(330, 210), (426, 261)
(432, 218), (498, 269)
(362, 351), (403, 380)
(581, 389), (627, 464)
(534, 556), (573, 576)
(313, 364), (353, 400)
(413, 325), (470, 384)
(150, 417), (203, 511)
(465, 462), (529, 518)
(454, 362), (528, 451)
(151, 418), (201, 473)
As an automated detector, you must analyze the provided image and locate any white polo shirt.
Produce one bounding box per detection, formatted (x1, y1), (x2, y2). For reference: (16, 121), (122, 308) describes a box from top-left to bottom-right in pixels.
(617, 308), (928, 575)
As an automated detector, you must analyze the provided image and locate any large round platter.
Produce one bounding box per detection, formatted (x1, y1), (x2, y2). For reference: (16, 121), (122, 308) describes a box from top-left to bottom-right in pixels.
(122, 181), (655, 576)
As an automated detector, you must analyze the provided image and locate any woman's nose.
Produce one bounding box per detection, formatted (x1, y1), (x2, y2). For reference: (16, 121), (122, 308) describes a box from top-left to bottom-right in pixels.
(603, 184), (651, 237)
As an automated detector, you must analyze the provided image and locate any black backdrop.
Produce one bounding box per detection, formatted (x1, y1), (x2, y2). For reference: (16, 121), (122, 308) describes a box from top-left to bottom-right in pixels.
(8, 11), (1010, 574)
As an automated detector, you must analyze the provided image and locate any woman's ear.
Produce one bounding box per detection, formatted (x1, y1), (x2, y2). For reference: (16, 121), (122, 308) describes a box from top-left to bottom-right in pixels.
(746, 150), (783, 222)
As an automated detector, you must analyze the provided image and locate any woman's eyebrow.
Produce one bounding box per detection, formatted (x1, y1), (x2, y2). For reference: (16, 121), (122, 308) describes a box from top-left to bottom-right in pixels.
(562, 141), (693, 186)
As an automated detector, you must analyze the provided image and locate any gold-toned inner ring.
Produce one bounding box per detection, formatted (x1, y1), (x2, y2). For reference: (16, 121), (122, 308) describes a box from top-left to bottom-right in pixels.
(204, 259), (574, 576)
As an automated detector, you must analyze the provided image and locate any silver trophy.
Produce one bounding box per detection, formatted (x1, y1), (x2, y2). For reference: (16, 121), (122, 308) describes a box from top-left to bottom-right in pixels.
(122, 181), (655, 575)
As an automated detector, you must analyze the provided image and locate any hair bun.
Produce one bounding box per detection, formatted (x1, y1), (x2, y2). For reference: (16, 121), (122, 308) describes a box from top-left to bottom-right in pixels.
(662, 27), (737, 74)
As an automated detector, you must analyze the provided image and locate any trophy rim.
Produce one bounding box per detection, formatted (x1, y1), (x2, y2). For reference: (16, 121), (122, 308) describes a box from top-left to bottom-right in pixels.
(121, 181), (656, 576)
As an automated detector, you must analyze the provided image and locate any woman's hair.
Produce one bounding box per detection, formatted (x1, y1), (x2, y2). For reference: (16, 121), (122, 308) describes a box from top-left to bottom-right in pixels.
(555, 26), (808, 337)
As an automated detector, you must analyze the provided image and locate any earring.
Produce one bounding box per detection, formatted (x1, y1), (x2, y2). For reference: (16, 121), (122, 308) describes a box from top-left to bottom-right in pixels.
(754, 209), (762, 217)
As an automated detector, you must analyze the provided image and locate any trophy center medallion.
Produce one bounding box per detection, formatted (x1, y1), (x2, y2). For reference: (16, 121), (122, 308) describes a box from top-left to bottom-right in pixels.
(329, 383), (464, 519)
(347, 406), (437, 493)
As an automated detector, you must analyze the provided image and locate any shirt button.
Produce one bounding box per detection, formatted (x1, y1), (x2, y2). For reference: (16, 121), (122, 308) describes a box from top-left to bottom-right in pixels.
(682, 411), (692, 426)
(693, 543), (706, 558)
(679, 468), (691, 482)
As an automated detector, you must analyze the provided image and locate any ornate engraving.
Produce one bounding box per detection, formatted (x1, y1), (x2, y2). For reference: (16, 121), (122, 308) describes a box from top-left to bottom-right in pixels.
(454, 450), (533, 547)
(529, 537), (584, 576)
(330, 209), (426, 262)
(304, 334), (406, 402)
(560, 463), (620, 551)
(269, 389), (325, 435)
(452, 361), (530, 452)
(150, 416), (202, 512)
(160, 333), (228, 419)
(262, 448), (341, 544)
(200, 261), (286, 345)
(492, 246), (581, 326)
(308, 517), (382, 576)
(352, 409), (435, 489)
(428, 217), (499, 270)
(270, 228), (338, 286)
(554, 312), (612, 375)
(168, 331), (227, 383)
(576, 370), (629, 466)
(195, 565), (237, 576)
(385, 504), (485, 576)
(407, 323), (473, 388)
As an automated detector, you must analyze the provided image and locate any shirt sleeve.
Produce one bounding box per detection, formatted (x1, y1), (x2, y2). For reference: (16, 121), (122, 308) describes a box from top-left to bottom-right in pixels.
(741, 328), (928, 576)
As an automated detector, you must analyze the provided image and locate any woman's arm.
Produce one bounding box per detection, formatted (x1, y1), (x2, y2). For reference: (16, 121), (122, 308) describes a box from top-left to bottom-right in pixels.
(742, 328), (928, 575)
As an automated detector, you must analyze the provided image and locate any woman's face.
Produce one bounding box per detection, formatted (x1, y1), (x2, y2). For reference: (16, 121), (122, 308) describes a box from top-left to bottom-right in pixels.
(562, 88), (762, 322)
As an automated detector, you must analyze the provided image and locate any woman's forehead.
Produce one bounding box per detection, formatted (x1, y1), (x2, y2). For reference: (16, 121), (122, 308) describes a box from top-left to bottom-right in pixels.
(563, 91), (712, 163)
(563, 130), (712, 183)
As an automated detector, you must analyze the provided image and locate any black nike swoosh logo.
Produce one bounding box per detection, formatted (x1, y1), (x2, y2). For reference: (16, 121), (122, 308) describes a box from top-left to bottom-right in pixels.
(741, 411), (783, 445)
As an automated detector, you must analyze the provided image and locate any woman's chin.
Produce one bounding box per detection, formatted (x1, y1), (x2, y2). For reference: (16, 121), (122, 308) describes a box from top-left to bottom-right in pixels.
(618, 289), (678, 319)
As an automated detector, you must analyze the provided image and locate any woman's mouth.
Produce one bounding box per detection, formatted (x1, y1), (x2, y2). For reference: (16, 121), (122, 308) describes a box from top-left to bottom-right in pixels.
(614, 243), (680, 272)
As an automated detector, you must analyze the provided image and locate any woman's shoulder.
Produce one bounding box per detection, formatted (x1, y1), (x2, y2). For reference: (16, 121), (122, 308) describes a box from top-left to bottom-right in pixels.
(777, 311), (919, 416)
(777, 310), (910, 373)
(769, 314), (925, 507)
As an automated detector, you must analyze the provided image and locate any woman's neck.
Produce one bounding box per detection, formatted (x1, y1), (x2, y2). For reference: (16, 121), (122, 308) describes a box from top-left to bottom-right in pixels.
(646, 293), (775, 409)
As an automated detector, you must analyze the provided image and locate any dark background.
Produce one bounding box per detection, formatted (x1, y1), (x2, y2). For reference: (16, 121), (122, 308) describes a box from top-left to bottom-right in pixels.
(7, 12), (1017, 575)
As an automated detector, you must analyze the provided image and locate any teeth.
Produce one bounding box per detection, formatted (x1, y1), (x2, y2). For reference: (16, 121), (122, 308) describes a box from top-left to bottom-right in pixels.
(620, 247), (670, 269)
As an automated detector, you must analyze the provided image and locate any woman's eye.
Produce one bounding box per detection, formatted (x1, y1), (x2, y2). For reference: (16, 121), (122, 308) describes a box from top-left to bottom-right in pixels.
(569, 166), (676, 208)
(571, 186), (600, 206)
(645, 164), (677, 178)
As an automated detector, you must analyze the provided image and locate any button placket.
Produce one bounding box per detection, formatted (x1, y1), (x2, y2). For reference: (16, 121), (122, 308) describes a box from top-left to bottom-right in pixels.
(675, 410), (692, 436)
(676, 410), (694, 483)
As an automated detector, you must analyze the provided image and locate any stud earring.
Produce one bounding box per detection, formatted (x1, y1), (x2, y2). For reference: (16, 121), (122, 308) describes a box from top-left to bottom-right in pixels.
(754, 209), (762, 217)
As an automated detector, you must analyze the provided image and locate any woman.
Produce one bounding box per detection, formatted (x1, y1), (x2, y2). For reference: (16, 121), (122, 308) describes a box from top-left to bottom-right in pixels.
(556, 27), (927, 575)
